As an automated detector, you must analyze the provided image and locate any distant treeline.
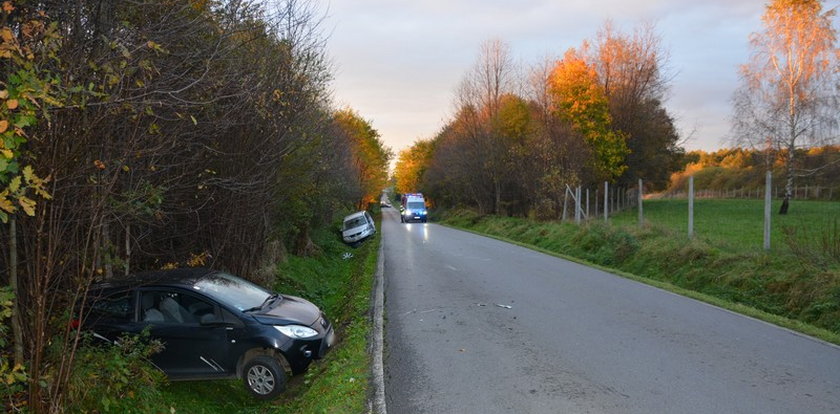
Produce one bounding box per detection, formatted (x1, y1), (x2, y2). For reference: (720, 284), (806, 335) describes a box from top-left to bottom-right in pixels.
(667, 146), (840, 198)
(0, 1), (389, 411)
(395, 25), (684, 219)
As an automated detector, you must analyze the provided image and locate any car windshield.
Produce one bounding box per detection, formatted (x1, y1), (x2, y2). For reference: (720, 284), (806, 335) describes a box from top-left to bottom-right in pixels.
(407, 201), (425, 210)
(344, 217), (367, 230)
(193, 272), (272, 311)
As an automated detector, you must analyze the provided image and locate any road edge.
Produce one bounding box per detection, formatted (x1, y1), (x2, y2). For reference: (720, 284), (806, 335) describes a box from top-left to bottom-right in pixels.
(438, 221), (840, 349)
(368, 228), (387, 414)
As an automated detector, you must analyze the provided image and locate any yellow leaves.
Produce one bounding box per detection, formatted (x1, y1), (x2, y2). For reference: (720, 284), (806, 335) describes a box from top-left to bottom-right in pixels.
(1, 149), (11, 159)
(2, 2), (14, 14)
(8, 176), (19, 192)
(0, 90), (8, 99)
(0, 190), (13, 213)
(187, 251), (209, 267)
(18, 195), (34, 216)
(0, 27), (13, 43)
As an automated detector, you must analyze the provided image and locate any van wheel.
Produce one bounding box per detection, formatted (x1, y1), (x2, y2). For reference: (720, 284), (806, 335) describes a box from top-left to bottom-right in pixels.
(243, 356), (286, 400)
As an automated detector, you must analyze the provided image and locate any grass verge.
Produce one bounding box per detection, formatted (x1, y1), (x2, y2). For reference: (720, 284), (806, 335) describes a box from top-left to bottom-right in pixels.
(160, 218), (380, 413)
(439, 208), (840, 346)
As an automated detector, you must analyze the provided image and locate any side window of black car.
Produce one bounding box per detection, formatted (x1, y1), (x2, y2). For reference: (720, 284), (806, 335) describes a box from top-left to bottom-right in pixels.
(88, 291), (132, 323)
(141, 290), (219, 325)
(221, 308), (244, 327)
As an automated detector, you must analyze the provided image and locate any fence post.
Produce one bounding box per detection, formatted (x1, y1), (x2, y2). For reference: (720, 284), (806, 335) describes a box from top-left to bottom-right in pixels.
(595, 189), (599, 215)
(638, 179), (644, 227)
(604, 181), (608, 222)
(562, 187), (568, 221)
(575, 186), (581, 224)
(688, 176), (694, 238)
(764, 171), (771, 250)
(586, 189), (590, 218)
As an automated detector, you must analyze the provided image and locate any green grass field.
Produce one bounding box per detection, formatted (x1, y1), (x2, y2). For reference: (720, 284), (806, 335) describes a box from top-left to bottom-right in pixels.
(159, 219), (379, 413)
(610, 198), (840, 251)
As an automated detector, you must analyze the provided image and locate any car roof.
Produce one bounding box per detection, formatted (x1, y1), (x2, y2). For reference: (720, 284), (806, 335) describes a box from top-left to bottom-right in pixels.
(90, 267), (221, 292)
(343, 211), (367, 221)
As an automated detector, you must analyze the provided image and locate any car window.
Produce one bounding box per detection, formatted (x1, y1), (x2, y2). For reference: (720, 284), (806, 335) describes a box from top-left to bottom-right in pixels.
(140, 290), (213, 325)
(343, 217), (367, 230)
(407, 201), (424, 210)
(87, 290), (133, 323)
(193, 272), (272, 312)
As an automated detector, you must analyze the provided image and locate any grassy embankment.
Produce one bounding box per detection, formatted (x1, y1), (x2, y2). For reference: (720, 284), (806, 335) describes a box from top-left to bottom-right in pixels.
(439, 199), (840, 345)
(161, 217), (380, 413)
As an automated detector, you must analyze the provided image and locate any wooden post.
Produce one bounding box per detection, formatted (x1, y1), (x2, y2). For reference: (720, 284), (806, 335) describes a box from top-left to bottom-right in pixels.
(575, 186), (581, 224)
(638, 179), (643, 227)
(688, 176), (694, 238)
(764, 171), (772, 250)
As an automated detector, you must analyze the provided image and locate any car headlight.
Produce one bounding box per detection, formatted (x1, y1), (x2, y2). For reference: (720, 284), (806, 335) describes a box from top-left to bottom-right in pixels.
(275, 325), (318, 339)
(404, 210), (411, 216)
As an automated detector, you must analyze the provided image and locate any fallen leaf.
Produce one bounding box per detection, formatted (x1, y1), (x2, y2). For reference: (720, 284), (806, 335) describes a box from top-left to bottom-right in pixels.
(0, 120), (7, 133)
(93, 159), (105, 170)
(0, 90), (8, 99)
(2, 2), (14, 13)
(0, 27), (13, 43)
(6, 99), (18, 110)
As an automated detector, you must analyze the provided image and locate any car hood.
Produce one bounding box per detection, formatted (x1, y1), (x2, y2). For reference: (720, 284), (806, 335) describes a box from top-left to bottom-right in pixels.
(251, 295), (321, 326)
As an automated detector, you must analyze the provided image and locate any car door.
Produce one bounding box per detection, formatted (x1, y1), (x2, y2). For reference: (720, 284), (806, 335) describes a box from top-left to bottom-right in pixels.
(139, 288), (239, 378)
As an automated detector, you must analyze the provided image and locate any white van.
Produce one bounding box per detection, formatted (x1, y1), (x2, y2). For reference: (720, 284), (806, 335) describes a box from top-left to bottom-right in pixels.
(342, 211), (376, 245)
(400, 193), (427, 223)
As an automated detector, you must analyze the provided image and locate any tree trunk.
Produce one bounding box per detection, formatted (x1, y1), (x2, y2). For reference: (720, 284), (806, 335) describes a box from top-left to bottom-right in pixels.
(779, 144), (794, 215)
(9, 216), (24, 366)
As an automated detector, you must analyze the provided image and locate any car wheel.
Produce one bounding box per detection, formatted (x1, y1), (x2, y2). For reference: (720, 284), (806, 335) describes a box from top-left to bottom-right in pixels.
(243, 356), (286, 400)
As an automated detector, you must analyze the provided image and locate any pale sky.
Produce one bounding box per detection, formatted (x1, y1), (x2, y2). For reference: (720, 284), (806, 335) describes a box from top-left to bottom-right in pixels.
(323, 0), (838, 155)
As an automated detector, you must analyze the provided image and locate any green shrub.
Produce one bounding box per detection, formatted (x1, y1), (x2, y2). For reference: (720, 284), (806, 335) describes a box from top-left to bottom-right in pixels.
(64, 332), (168, 414)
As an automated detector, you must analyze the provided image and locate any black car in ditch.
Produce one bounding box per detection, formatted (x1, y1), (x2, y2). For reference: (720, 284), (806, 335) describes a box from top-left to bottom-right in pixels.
(80, 268), (335, 399)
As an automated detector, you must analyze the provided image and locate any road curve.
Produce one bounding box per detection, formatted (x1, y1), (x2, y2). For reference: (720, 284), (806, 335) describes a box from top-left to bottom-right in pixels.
(382, 208), (840, 413)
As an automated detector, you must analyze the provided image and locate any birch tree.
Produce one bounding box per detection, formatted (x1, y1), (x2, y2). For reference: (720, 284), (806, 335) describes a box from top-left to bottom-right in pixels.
(732, 0), (838, 214)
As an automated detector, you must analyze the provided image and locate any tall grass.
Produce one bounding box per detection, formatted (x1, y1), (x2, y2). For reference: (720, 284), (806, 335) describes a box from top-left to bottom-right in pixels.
(161, 218), (379, 413)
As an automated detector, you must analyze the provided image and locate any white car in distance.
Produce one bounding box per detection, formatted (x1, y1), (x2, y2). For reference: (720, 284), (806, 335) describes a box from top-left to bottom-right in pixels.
(342, 211), (376, 245)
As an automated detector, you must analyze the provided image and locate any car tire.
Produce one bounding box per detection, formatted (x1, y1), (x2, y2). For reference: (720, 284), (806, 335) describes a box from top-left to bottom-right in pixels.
(243, 356), (286, 400)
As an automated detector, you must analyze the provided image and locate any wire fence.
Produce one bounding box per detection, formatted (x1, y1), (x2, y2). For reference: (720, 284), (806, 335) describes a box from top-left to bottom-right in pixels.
(560, 174), (840, 250)
(661, 185), (839, 201)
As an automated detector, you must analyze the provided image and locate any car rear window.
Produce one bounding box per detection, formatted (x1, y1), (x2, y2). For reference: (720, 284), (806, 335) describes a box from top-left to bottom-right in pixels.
(193, 273), (271, 311)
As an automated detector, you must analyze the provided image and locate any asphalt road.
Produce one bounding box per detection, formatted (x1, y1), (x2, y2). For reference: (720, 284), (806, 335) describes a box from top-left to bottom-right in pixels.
(382, 208), (840, 413)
